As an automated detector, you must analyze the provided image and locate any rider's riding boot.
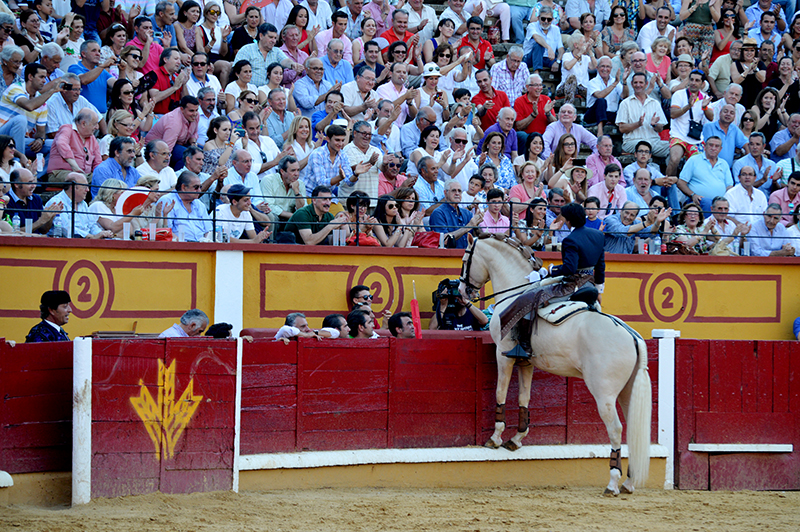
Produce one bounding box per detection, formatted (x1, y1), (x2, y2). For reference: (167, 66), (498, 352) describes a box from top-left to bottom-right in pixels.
(503, 318), (533, 359)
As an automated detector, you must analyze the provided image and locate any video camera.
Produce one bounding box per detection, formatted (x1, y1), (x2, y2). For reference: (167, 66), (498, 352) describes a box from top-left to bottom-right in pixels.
(433, 278), (462, 329)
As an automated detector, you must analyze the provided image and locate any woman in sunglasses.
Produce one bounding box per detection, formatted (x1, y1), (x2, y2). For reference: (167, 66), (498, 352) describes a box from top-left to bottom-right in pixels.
(225, 60), (258, 113)
(373, 194), (416, 247)
(100, 23), (128, 79)
(107, 79), (155, 137)
(387, 41), (423, 76)
(228, 90), (261, 131)
(432, 44), (471, 101)
(175, 0), (202, 57)
(119, 46), (145, 89)
(712, 8), (738, 65)
(601, 6), (636, 58)
(419, 63), (450, 125)
(197, 2), (232, 86)
(739, 110), (756, 137)
(100, 111), (145, 162)
(0, 135), (25, 183)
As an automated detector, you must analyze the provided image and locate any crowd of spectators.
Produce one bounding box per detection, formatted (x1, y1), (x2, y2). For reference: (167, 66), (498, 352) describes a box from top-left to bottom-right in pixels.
(0, 0), (797, 256)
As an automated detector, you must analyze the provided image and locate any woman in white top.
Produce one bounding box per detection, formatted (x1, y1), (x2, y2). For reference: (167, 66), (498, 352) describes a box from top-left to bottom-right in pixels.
(225, 60), (258, 113)
(89, 179), (146, 235)
(0, 135), (24, 182)
(418, 63), (450, 126)
(409, 126), (456, 181)
(556, 33), (596, 105)
(452, 47), (480, 97)
(100, 24), (128, 79)
(287, 115), (319, 182)
(352, 17), (381, 66)
(257, 63), (298, 112)
(198, 2), (232, 87)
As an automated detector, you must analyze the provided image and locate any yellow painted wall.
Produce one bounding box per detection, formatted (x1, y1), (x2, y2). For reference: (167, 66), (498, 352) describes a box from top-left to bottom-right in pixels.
(2, 239), (799, 342)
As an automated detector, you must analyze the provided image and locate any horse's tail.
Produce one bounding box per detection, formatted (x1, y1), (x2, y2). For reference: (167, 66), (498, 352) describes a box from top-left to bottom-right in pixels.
(627, 335), (652, 488)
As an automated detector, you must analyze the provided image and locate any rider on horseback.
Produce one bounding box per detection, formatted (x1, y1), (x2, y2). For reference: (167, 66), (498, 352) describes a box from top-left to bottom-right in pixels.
(504, 202), (606, 358)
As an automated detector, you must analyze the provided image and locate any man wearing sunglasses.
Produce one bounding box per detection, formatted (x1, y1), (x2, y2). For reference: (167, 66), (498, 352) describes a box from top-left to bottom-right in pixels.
(524, 7), (563, 72)
(184, 52), (222, 100)
(294, 57), (336, 118)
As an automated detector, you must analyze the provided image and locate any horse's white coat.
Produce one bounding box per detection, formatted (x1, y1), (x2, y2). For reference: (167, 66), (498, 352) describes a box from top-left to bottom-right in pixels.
(460, 236), (652, 492)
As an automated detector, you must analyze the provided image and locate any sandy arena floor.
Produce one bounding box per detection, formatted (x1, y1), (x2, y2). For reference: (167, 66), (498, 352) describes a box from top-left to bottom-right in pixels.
(2, 487), (799, 532)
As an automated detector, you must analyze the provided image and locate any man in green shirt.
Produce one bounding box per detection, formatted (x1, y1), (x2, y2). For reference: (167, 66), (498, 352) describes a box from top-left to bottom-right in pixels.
(285, 185), (350, 244)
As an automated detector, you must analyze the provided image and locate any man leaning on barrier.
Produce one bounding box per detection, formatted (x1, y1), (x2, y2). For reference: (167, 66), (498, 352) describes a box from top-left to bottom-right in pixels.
(5, 168), (62, 234)
(159, 309), (209, 338)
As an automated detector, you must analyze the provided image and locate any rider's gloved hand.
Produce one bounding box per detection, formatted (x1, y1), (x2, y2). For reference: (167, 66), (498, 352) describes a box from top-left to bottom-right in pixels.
(538, 266), (549, 278)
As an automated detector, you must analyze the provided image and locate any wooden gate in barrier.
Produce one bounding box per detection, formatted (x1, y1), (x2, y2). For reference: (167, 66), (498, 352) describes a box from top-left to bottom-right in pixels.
(240, 336), (660, 455)
(675, 339), (800, 490)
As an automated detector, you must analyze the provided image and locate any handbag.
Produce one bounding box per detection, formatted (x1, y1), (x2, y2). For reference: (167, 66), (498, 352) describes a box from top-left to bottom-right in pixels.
(141, 228), (173, 241)
(346, 233), (381, 247)
(411, 231), (440, 248)
(665, 240), (700, 255)
(686, 90), (703, 141)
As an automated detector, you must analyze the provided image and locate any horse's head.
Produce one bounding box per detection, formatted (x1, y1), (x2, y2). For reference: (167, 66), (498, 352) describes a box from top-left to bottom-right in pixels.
(458, 233), (492, 301)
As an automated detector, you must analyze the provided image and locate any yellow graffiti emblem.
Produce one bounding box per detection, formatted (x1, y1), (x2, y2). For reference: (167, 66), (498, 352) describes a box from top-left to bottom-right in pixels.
(130, 360), (203, 460)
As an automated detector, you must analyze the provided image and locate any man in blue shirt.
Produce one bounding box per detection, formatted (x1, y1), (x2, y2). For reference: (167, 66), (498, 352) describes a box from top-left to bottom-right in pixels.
(702, 103), (747, 166)
(603, 200), (670, 254)
(294, 57), (335, 118)
(68, 41), (115, 115)
(92, 137), (141, 197)
(428, 179), (482, 249)
(321, 39), (354, 86)
(152, 1), (177, 47)
(677, 136), (732, 214)
(158, 171), (212, 242)
(414, 156), (445, 216)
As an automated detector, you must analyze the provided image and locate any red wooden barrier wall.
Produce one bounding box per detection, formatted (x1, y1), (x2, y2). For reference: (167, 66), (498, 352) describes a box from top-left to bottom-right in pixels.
(240, 337), (660, 454)
(91, 339), (237, 498)
(675, 339), (800, 490)
(0, 340), (72, 474)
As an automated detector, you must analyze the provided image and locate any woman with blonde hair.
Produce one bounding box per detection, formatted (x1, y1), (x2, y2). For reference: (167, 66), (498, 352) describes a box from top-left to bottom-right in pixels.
(100, 111), (143, 161)
(89, 178), (147, 234)
(509, 161), (544, 214)
(287, 115), (319, 181)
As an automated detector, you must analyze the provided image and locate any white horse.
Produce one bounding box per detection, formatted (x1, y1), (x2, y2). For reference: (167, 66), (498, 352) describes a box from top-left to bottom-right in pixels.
(459, 234), (652, 496)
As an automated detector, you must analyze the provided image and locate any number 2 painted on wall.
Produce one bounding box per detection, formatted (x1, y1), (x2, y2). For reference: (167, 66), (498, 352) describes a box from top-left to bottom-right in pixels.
(77, 276), (92, 303)
(661, 286), (674, 309)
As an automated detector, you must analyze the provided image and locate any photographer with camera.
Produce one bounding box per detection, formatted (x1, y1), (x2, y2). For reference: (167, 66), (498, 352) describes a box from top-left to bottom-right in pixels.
(429, 278), (489, 331)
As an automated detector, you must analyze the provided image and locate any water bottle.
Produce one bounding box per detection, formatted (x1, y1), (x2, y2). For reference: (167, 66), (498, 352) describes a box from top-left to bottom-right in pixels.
(651, 234), (661, 255)
(215, 225), (223, 243)
(53, 216), (63, 238)
(11, 214), (20, 233)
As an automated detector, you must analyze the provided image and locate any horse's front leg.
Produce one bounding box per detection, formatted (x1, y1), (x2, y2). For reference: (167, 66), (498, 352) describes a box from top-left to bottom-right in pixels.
(486, 350), (515, 448)
(502, 362), (533, 451)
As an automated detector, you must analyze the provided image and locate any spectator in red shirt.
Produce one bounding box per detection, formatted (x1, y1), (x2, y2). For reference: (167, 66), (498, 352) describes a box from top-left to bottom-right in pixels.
(472, 68), (510, 131)
(513, 73), (555, 147)
(150, 47), (191, 116)
(380, 10), (419, 61)
(457, 16), (495, 70)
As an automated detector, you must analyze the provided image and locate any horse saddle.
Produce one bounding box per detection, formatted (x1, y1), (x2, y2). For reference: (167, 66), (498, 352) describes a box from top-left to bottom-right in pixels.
(499, 277), (597, 339)
(537, 297), (600, 326)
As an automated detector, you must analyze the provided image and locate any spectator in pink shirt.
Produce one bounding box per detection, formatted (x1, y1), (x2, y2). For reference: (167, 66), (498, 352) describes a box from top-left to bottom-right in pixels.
(479, 188), (510, 233)
(586, 135), (624, 187)
(315, 11), (353, 63)
(48, 109), (102, 183)
(587, 163), (627, 219)
(769, 171), (800, 226)
(126, 17), (163, 75)
(144, 95), (200, 169)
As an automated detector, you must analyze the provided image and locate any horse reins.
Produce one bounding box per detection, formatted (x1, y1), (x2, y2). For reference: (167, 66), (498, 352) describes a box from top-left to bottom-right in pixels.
(460, 235), (541, 303)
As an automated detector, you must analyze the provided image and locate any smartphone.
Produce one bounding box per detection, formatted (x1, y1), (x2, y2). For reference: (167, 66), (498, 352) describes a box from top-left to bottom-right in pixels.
(573, 158), (586, 166)
(62, 83), (73, 91)
(234, 127), (246, 138)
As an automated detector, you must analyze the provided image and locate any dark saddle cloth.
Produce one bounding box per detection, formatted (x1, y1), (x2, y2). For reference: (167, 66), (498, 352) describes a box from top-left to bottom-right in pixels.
(498, 273), (595, 339)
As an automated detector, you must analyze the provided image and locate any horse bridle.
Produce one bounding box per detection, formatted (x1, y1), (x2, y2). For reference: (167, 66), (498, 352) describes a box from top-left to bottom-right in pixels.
(460, 234), (542, 303)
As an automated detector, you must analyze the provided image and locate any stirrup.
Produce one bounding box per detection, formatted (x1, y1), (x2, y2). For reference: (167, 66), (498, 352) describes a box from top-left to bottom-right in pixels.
(503, 345), (532, 360)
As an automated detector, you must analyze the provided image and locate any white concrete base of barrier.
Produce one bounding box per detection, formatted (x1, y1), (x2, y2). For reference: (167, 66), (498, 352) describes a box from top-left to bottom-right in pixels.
(240, 444), (670, 471)
(0, 470), (12, 488)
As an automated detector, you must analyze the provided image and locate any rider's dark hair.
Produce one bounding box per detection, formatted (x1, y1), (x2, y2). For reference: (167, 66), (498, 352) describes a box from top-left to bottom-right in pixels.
(561, 203), (586, 228)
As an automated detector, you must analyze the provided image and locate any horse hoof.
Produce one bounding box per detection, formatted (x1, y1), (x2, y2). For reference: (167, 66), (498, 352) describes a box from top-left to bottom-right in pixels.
(484, 439), (501, 449)
(620, 484), (634, 495)
(603, 488), (619, 497)
(501, 440), (521, 451)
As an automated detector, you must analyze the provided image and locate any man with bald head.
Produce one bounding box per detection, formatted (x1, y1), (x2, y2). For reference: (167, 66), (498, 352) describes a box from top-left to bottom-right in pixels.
(542, 103), (597, 157)
(294, 57), (336, 117)
(603, 200), (671, 254)
(477, 107), (518, 158)
(400, 105), (439, 158)
(45, 172), (112, 238)
(703, 103), (747, 165)
(709, 84), (745, 124)
(725, 166), (768, 227)
(225, 150), (260, 191)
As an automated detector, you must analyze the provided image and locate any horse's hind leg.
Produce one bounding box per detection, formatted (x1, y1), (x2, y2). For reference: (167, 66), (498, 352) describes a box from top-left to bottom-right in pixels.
(502, 362), (533, 451)
(594, 394), (624, 497)
(486, 351), (515, 448)
(616, 384), (636, 494)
